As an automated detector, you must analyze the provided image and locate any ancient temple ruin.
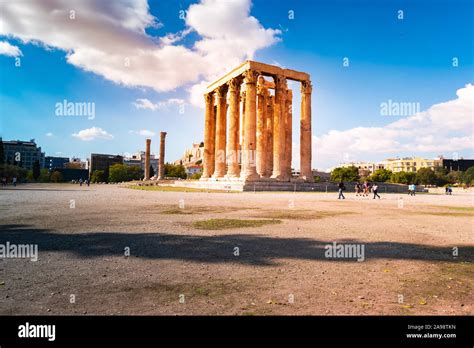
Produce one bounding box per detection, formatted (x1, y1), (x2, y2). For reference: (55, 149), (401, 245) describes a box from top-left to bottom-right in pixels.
(201, 60), (313, 183)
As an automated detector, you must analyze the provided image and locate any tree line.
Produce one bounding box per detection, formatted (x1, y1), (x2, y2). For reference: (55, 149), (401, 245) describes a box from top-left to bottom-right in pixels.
(330, 165), (474, 186)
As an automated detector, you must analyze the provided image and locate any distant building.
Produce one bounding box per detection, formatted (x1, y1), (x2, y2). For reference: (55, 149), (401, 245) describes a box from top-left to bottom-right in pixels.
(52, 168), (89, 182)
(380, 157), (442, 173)
(89, 153), (123, 177)
(45, 156), (69, 171)
(3, 139), (45, 169)
(185, 165), (202, 176)
(70, 157), (88, 169)
(175, 142), (204, 166)
(123, 151), (158, 173)
(441, 158), (474, 172)
(340, 161), (384, 176)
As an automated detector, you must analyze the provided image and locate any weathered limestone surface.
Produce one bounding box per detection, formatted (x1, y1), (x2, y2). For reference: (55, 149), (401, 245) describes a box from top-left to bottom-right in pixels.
(300, 80), (313, 182)
(144, 138), (151, 180)
(226, 76), (243, 178)
(241, 69), (259, 181)
(158, 132), (166, 180)
(213, 85), (228, 178)
(201, 93), (215, 179)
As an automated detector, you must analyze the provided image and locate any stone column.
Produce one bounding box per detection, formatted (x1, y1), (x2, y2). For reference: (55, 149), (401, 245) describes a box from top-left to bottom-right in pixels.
(158, 132), (166, 180)
(271, 75), (288, 181)
(241, 90), (246, 145)
(240, 69), (259, 181)
(300, 80), (313, 182)
(144, 138), (151, 180)
(226, 76), (243, 178)
(201, 93), (215, 179)
(264, 96), (274, 177)
(256, 76), (267, 177)
(212, 85), (228, 178)
(285, 89), (293, 177)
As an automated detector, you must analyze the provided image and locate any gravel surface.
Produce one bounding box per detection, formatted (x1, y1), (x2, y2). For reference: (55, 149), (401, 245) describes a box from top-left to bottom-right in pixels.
(0, 183), (472, 315)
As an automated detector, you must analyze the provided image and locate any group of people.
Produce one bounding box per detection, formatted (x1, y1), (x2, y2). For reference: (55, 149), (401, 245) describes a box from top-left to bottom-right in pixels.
(1, 176), (17, 187)
(338, 181), (380, 199)
(77, 178), (90, 187)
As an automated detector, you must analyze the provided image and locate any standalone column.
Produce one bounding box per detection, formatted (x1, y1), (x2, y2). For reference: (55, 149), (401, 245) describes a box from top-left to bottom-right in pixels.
(226, 76), (243, 178)
(300, 80), (313, 182)
(158, 132), (166, 180)
(256, 77), (267, 177)
(285, 89), (293, 177)
(201, 93), (215, 179)
(264, 96), (274, 177)
(213, 85), (228, 178)
(240, 69), (259, 181)
(144, 138), (151, 180)
(271, 75), (288, 181)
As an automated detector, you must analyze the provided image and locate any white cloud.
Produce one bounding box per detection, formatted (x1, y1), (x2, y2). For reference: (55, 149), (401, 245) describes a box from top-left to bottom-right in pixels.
(45, 132), (53, 137)
(0, 41), (22, 57)
(0, 0), (280, 105)
(313, 84), (474, 170)
(72, 127), (113, 141)
(129, 129), (155, 136)
(132, 97), (184, 111)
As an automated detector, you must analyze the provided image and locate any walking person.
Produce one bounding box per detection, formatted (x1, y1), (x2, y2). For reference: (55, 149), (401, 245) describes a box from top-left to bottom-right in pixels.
(79, 178), (83, 187)
(373, 183), (381, 199)
(338, 181), (346, 200)
(355, 183), (360, 196)
(12, 176), (17, 187)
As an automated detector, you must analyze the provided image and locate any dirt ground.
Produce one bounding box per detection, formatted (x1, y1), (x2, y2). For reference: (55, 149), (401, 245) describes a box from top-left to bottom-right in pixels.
(0, 183), (472, 315)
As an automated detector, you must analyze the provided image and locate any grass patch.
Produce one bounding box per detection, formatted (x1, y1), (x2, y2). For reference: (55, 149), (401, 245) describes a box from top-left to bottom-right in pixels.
(192, 218), (282, 230)
(126, 185), (236, 193)
(430, 206), (474, 212)
(254, 210), (353, 220)
(158, 205), (256, 215)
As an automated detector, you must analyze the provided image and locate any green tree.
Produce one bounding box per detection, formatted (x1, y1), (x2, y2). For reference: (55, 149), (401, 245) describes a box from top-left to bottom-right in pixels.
(32, 160), (41, 181)
(108, 164), (143, 182)
(416, 168), (437, 185)
(50, 171), (63, 183)
(39, 168), (51, 183)
(189, 172), (202, 180)
(461, 166), (474, 186)
(369, 168), (393, 182)
(330, 166), (359, 182)
(390, 171), (417, 184)
(446, 170), (462, 184)
(91, 170), (106, 183)
(164, 163), (187, 179)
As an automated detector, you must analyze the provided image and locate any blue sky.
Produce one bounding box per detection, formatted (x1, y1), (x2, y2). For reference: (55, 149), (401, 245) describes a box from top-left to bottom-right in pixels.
(0, 0), (472, 170)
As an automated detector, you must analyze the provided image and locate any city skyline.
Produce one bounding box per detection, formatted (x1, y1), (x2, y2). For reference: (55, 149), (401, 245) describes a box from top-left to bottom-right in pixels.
(1, 0), (473, 171)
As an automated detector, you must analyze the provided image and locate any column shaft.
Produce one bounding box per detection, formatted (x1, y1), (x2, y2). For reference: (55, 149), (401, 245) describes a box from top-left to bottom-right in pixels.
(264, 96), (274, 177)
(271, 75), (288, 180)
(226, 76), (242, 177)
(241, 69), (259, 181)
(144, 138), (151, 180)
(256, 78), (267, 177)
(285, 89), (293, 177)
(213, 85), (228, 178)
(158, 132), (166, 180)
(300, 80), (313, 182)
(201, 93), (215, 179)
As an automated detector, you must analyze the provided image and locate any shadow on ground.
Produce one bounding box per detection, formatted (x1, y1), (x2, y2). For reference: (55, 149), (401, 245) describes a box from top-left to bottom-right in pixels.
(0, 224), (472, 266)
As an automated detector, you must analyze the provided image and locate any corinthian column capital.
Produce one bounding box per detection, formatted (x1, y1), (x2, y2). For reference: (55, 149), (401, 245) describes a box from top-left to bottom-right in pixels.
(301, 80), (312, 94)
(204, 92), (214, 104)
(274, 74), (287, 90)
(215, 84), (228, 99)
(244, 69), (259, 85)
(228, 76), (244, 93)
